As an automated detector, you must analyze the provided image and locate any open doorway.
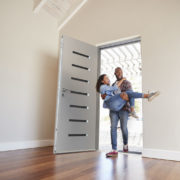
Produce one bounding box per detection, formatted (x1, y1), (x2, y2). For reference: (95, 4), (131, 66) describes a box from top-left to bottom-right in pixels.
(98, 37), (142, 153)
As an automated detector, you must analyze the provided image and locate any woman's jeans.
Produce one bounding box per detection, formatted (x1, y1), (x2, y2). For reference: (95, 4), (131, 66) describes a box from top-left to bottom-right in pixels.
(109, 109), (129, 150)
(126, 90), (143, 107)
(105, 91), (143, 112)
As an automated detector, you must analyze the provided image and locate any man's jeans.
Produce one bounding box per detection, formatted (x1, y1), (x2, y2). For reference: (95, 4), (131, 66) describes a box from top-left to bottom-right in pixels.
(109, 109), (129, 150)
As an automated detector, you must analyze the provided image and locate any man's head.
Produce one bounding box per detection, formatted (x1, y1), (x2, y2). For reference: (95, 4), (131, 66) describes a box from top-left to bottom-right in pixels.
(114, 67), (123, 81)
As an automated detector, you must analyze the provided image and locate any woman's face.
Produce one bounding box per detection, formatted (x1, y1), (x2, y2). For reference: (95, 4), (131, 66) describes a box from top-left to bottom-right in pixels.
(102, 75), (110, 85)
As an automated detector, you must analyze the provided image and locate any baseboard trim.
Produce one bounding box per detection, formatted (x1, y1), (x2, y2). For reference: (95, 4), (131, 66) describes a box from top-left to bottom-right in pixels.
(0, 139), (54, 152)
(142, 148), (180, 161)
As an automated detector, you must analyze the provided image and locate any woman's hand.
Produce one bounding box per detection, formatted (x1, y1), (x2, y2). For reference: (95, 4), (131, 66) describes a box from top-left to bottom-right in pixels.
(101, 94), (107, 100)
(116, 78), (126, 87)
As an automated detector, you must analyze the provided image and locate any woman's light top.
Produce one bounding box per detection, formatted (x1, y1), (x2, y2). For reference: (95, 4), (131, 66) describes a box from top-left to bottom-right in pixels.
(100, 84), (119, 101)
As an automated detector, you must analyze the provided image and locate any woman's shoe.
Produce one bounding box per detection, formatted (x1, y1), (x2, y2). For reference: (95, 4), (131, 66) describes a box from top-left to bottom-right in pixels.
(148, 91), (160, 101)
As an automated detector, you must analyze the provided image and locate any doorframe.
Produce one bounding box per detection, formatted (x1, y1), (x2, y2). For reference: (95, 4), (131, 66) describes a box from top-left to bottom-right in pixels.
(95, 35), (141, 151)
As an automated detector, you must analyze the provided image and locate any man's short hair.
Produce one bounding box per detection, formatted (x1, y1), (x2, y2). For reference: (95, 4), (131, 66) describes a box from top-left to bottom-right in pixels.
(115, 67), (122, 72)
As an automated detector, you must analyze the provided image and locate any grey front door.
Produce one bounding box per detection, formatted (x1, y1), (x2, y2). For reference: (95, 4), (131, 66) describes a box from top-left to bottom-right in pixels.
(54, 35), (99, 154)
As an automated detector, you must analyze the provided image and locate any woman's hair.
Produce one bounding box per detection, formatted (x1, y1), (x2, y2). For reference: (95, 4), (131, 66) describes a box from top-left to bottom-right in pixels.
(96, 74), (106, 93)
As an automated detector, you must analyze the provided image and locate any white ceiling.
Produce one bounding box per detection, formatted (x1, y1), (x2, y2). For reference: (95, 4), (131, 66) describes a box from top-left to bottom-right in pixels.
(33, 0), (88, 31)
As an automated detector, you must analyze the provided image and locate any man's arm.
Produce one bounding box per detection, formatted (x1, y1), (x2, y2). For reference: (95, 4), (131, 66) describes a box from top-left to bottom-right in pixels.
(120, 79), (132, 112)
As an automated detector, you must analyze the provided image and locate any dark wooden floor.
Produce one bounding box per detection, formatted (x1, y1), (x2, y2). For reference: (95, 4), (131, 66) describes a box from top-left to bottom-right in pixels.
(0, 147), (180, 180)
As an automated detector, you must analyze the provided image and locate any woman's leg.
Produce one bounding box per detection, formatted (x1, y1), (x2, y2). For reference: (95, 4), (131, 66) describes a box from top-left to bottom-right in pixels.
(126, 90), (144, 99)
(106, 94), (127, 112)
(120, 91), (140, 108)
(128, 93), (135, 108)
(120, 91), (143, 118)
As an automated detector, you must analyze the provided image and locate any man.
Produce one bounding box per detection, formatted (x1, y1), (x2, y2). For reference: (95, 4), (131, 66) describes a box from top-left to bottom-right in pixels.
(101, 67), (132, 157)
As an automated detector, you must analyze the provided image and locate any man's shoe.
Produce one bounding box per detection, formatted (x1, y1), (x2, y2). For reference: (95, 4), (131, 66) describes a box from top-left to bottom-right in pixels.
(123, 145), (128, 153)
(106, 151), (118, 157)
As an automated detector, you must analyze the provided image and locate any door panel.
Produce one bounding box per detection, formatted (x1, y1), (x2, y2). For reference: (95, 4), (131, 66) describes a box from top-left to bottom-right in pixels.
(54, 35), (99, 153)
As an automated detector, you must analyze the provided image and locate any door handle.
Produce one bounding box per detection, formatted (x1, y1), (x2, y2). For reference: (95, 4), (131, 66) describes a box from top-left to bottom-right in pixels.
(62, 88), (71, 97)
(62, 88), (71, 93)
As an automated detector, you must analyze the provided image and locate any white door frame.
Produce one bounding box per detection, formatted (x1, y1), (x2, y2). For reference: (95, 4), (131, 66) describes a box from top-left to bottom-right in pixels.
(96, 35), (141, 151)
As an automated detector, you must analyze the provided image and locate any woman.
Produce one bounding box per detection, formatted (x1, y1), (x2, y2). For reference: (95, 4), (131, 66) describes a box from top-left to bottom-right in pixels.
(96, 74), (160, 118)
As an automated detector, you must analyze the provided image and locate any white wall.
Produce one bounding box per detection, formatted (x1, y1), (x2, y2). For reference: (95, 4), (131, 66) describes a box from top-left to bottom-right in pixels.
(0, 0), (59, 150)
(59, 0), (180, 160)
